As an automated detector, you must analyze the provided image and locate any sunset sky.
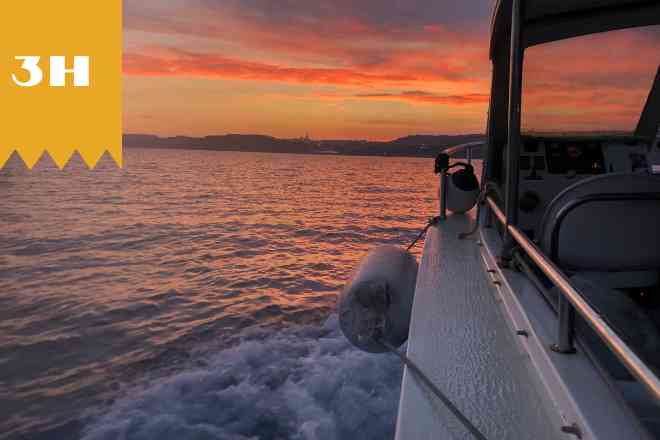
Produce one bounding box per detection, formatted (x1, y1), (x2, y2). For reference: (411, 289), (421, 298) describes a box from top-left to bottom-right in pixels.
(123, 1), (659, 140)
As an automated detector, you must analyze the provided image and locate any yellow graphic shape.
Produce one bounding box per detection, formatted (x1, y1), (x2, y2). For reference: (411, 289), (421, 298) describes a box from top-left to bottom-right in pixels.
(0, 2), (122, 169)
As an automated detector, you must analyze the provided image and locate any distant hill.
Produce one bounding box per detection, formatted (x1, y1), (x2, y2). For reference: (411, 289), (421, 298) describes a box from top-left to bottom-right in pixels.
(123, 133), (485, 158)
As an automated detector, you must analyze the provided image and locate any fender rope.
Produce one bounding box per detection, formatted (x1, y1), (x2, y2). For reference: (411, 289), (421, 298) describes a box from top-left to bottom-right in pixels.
(406, 216), (441, 251)
(458, 181), (497, 240)
(379, 340), (488, 440)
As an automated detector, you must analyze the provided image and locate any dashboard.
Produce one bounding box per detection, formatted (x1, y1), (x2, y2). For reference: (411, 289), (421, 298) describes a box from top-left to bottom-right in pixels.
(516, 135), (659, 238)
(544, 140), (605, 174)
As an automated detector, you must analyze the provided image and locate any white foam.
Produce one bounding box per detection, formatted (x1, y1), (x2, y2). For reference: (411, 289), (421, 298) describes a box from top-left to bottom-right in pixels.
(82, 315), (403, 440)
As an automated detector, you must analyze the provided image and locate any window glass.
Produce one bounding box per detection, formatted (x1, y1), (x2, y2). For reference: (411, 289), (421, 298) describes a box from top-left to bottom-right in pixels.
(522, 26), (660, 135)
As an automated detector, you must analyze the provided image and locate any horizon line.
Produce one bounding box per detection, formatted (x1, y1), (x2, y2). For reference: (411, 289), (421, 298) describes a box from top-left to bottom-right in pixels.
(123, 132), (487, 142)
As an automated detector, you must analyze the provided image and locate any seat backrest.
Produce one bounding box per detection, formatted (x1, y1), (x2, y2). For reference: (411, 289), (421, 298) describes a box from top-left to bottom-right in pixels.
(538, 173), (660, 275)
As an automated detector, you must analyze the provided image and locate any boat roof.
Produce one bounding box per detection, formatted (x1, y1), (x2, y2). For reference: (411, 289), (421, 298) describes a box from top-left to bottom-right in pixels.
(490, 0), (660, 59)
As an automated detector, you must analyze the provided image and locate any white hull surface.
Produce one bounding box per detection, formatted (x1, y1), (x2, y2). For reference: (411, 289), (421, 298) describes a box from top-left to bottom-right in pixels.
(396, 211), (649, 439)
(395, 213), (561, 440)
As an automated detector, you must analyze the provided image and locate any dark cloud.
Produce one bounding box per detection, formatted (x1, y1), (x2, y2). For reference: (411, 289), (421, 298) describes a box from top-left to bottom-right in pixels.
(123, 0), (493, 90)
(199, 0), (494, 31)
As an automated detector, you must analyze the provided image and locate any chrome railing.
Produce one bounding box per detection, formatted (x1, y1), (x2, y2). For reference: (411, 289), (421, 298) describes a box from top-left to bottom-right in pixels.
(441, 142), (660, 403)
(485, 196), (660, 403)
(442, 140), (485, 164)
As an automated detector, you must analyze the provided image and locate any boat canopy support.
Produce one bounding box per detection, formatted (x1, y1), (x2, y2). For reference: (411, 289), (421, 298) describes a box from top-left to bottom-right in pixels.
(635, 65), (660, 141)
(502, 0), (523, 259)
(490, 0), (660, 59)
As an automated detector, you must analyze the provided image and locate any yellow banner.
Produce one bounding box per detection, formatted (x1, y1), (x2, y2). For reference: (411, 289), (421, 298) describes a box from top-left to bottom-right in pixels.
(0, 1), (122, 169)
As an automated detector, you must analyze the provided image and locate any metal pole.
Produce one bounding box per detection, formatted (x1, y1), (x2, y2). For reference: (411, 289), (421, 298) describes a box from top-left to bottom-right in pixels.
(513, 251), (555, 310)
(553, 297), (576, 353)
(503, 0), (523, 259)
(439, 170), (448, 220)
(484, 204), (493, 228)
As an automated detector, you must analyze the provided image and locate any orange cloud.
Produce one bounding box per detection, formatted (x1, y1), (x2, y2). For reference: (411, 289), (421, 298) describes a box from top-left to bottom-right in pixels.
(354, 91), (489, 105)
(312, 90), (489, 106)
(123, 48), (489, 90)
(125, 52), (420, 86)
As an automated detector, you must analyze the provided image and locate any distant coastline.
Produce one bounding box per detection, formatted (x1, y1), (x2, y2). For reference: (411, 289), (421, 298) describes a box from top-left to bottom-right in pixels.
(123, 133), (485, 158)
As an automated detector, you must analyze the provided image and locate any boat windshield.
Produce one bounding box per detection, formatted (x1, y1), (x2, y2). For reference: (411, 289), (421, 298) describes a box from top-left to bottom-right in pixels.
(522, 25), (660, 136)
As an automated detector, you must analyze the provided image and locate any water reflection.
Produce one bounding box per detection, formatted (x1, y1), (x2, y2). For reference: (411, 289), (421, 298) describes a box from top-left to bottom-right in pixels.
(0, 149), (478, 438)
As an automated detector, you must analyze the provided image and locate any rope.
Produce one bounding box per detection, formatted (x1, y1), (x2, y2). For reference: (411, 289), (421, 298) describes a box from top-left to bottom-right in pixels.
(458, 181), (497, 240)
(407, 216), (441, 251)
(379, 340), (488, 440)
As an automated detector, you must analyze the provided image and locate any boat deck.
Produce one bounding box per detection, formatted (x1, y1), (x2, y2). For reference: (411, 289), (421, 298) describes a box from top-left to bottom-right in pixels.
(395, 213), (562, 439)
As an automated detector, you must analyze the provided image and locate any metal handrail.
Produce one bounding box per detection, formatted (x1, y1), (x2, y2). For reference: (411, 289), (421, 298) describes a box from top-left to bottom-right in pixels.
(485, 196), (660, 403)
(443, 141), (486, 162)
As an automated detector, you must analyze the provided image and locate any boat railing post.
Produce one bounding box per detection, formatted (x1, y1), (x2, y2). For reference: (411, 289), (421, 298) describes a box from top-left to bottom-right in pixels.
(439, 169), (448, 220)
(553, 296), (576, 354)
(483, 187), (493, 228)
(503, 0), (523, 261)
(484, 206), (493, 228)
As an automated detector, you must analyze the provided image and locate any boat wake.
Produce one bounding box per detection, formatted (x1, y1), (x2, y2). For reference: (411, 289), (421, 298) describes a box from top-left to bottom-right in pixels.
(81, 315), (403, 440)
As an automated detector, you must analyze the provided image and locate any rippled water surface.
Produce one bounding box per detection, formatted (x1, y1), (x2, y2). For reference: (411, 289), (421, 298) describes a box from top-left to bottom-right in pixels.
(0, 149), (445, 439)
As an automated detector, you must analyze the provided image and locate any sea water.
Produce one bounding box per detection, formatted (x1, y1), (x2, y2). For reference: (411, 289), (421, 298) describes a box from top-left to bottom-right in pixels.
(0, 149), (446, 439)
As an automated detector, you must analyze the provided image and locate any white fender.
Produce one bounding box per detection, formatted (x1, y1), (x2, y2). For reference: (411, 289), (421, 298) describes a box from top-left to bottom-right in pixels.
(338, 245), (418, 353)
(440, 165), (480, 214)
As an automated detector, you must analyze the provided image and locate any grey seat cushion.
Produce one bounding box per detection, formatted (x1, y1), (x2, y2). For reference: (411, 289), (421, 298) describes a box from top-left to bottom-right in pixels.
(538, 173), (660, 273)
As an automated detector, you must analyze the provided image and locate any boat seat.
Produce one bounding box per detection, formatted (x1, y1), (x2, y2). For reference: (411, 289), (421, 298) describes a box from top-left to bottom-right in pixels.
(538, 173), (660, 381)
(538, 173), (660, 289)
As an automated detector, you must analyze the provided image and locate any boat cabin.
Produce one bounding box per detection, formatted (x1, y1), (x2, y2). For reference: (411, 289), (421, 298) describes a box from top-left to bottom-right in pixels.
(396, 0), (660, 440)
(394, 2), (660, 439)
(478, 0), (660, 437)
